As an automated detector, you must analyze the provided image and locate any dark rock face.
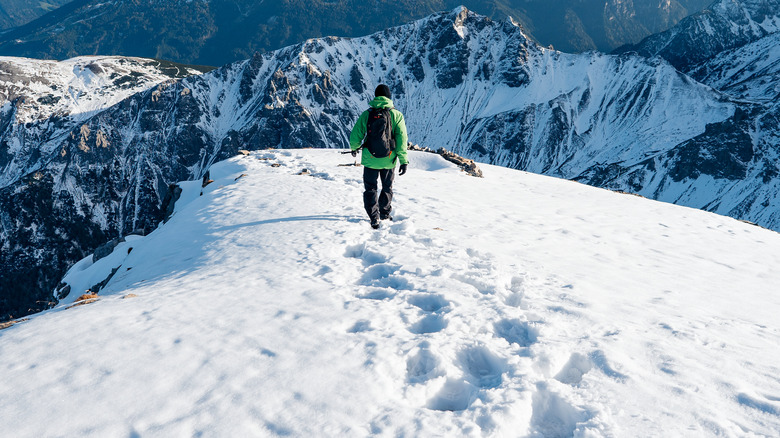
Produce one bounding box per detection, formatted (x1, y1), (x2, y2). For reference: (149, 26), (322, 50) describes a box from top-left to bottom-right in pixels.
(667, 112), (756, 182)
(0, 171), (108, 320)
(93, 238), (125, 263)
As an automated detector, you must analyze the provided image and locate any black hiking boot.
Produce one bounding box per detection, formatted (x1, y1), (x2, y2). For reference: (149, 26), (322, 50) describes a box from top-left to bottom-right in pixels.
(380, 213), (393, 221)
(370, 218), (380, 229)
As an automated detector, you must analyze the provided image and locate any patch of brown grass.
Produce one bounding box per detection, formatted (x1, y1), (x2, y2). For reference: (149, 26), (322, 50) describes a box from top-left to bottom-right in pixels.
(76, 293), (98, 302)
(122, 293), (138, 299)
(68, 293), (99, 308)
(0, 318), (29, 331)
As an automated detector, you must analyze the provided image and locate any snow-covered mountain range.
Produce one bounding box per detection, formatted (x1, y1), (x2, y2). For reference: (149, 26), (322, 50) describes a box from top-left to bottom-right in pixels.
(617, 0), (780, 72)
(2, 150), (779, 436)
(0, 0), (713, 64)
(2, 3), (780, 321)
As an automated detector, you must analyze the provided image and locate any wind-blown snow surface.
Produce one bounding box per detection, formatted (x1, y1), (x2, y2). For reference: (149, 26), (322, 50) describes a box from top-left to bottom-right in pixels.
(2, 150), (780, 436)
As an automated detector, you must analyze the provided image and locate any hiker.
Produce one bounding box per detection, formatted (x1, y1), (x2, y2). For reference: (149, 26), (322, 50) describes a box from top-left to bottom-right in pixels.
(349, 84), (409, 229)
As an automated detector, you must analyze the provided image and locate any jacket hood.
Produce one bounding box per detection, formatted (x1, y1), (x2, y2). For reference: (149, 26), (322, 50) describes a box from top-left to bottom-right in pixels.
(369, 96), (394, 109)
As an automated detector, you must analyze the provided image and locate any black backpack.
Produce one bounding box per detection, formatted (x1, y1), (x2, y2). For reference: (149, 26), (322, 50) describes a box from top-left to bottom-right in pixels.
(363, 108), (395, 158)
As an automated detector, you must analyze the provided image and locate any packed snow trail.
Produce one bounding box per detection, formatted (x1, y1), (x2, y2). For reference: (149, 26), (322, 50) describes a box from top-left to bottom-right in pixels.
(2, 150), (780, 437)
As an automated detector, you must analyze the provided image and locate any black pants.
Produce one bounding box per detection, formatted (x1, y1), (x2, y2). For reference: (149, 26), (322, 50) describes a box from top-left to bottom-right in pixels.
(363, 167), (394, 220)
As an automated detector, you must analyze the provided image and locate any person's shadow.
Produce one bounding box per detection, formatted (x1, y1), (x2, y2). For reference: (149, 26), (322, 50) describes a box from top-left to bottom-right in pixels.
(212, 214), (363, 233)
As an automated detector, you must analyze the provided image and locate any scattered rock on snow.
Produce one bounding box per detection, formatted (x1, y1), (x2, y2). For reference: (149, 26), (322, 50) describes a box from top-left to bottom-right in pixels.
(161, 183), (182, 222)
(408, 143), (483, 177)
(88, 267), (121, 294)
(55, 283), (71, 300)
(93, 237), (125, 263)
(201, 170), (214, 188)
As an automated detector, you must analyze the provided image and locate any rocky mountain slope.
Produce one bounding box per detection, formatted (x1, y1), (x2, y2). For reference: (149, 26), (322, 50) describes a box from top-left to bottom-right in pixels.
(598, 0), (780, 228)
(0, 0), (712, 66)
(2, 6), (779, 323)
(689, 30), (780, 102)
(0, 56), (209, 320)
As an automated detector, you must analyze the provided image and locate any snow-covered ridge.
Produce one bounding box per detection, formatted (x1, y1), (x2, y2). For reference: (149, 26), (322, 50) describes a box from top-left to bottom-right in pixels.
(0, 56), (203, 123)
(3, 149), (779, 436)
(2, 6), (779, 328)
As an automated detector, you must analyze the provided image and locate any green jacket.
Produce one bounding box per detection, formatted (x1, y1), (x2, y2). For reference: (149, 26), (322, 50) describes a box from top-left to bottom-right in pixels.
(349, 96), (409, 169)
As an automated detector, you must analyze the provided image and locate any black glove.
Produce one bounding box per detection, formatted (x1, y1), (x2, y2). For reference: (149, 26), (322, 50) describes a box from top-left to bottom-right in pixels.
(351, 150), (357, 157)
(398, 164), (408, 176)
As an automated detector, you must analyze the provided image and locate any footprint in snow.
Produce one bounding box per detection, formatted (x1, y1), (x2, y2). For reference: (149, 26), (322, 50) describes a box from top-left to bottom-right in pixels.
(347, 320), (372, 333)
(406, 342), (444, 384)
(737, 393), (780, 416)
(494, 318), (539, 348)
(427, 378), (477, 412)
(358, 263), (400, 286)
(408, 313), (448, 334)
(457, 345), (506, 389)
(407, 294), (450, 313)
(344, 244), (387, 267)
(357, 263), (414, 290)
(260, 348), (277, 358)
(530, 381), (592, 438)
(356, 288), (396, 301)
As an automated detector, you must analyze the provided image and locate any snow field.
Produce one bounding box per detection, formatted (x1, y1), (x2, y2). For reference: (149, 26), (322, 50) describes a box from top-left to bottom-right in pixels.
(1, 150), (780, 436)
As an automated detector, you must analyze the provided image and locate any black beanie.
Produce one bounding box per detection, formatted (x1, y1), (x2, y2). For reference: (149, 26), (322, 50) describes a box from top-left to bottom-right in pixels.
(375, 84), (391, 99)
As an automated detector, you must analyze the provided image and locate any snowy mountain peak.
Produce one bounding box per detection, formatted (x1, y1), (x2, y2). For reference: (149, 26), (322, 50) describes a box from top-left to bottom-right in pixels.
(3, 149), (779, 436)
(619, 0), (780, 71)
